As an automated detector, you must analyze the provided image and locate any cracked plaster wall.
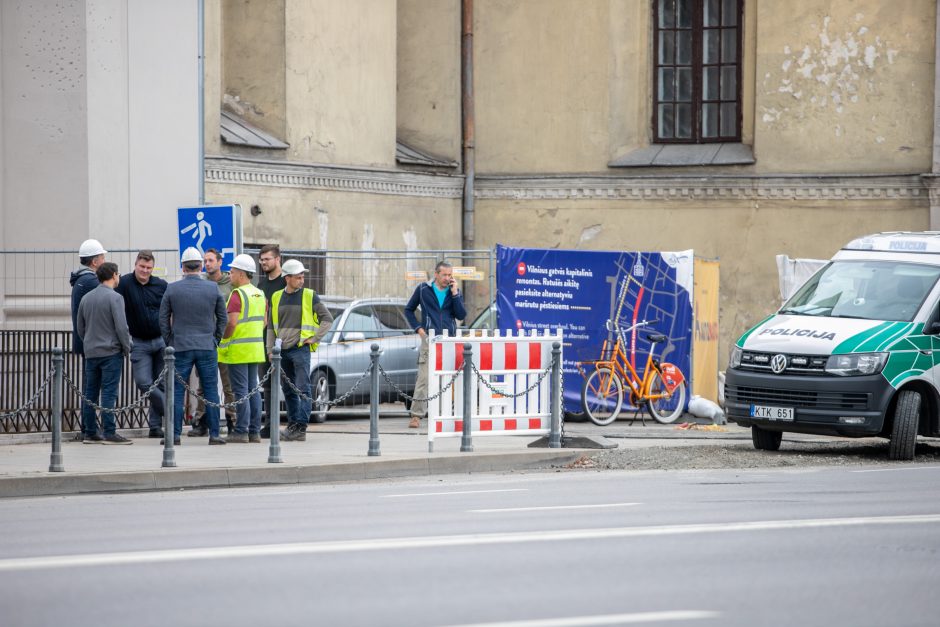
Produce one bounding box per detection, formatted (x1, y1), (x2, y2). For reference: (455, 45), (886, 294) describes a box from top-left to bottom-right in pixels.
(755, 1), (935, 172)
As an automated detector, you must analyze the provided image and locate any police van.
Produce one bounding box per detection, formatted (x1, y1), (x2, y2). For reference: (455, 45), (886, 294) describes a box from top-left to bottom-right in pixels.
(725, 232), (940, 460)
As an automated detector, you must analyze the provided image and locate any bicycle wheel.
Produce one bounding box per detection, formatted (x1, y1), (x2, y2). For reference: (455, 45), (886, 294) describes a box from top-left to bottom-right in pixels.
(646, 370), (687, 424)
(581, 367), (624, 426)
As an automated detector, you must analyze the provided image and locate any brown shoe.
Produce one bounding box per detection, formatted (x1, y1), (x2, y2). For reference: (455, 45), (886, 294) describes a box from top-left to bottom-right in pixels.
(408, 416), (420, 429)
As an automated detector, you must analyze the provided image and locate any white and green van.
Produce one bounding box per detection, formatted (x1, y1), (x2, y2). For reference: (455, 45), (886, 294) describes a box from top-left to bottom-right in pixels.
(725, 232), (940, 460)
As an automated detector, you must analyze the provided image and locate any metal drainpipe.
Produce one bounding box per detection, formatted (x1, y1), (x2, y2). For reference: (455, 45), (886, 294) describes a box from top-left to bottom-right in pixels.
(461, 0), (475, 252)
(198, 0), (206, 205)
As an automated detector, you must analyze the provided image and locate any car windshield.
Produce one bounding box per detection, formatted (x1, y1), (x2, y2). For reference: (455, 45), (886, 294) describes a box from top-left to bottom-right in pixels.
(781, 260), (940, 322)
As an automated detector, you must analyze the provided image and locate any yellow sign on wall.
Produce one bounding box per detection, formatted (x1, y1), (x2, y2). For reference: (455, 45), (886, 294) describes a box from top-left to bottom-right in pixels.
(452, 266), (485, 281)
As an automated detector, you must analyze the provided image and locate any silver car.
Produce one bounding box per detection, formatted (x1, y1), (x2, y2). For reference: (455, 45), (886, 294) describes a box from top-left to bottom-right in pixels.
(308, 296), (420, 420)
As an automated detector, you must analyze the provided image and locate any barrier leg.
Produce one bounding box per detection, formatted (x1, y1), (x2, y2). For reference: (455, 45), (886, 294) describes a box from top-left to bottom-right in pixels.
(549, 341), (562, 449)
(368, 344), (381, 456)
(268, 346), (283, 463)
(162, 347), (177, 468)
(49, 348), (65, 472)
(461, 342), (473, 453)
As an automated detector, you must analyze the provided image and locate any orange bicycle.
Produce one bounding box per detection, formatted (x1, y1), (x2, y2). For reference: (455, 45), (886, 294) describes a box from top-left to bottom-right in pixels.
(579, 319), (687, 425)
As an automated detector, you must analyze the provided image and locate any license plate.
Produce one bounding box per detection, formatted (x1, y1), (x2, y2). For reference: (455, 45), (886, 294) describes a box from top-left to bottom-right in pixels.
(750, 405), (794, 421)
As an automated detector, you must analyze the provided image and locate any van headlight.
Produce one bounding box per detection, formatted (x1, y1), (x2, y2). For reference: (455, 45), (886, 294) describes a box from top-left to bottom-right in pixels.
(729, 346), (743, 369)
(825, 352), (888, 376)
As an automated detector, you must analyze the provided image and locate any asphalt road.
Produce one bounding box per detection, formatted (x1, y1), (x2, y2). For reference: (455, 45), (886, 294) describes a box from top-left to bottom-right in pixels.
(1, 465), (939, 627)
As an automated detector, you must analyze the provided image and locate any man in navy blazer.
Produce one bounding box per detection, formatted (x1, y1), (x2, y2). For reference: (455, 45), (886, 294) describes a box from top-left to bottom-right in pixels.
(404, 261), (466, 429)
(159, 247), (227, 444)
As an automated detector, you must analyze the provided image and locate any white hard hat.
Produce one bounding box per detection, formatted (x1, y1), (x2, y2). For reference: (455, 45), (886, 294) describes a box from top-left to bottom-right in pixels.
(281, 259), (306, 275)
(230, 253), (256, 274)
(78, 239), (107, 257)
(180, 247), (203, 263)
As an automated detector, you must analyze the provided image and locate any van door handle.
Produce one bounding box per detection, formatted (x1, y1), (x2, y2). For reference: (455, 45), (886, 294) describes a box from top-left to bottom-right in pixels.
(919, 349), (932, 355)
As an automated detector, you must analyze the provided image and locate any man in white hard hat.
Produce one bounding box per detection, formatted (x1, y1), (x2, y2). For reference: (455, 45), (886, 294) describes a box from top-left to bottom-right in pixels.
(70, 239), (107, 442)
(268, 259), (333, 441)
(70, 239), (107, 358)
(159, 247), (228, 445)
(218, 253), (267, 443)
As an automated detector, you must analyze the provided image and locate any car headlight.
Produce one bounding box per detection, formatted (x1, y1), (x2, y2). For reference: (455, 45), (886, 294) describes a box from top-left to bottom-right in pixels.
(825, 352), (888, 376)
(729, 346), (743, 369)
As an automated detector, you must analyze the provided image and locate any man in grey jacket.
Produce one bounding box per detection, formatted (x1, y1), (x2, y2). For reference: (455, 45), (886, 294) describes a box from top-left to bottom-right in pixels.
(76, 262), (133, 444)
(159, 247), (228, 445)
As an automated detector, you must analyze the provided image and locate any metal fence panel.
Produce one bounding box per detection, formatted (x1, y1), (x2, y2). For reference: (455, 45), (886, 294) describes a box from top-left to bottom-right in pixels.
(0, 248), (494, 433)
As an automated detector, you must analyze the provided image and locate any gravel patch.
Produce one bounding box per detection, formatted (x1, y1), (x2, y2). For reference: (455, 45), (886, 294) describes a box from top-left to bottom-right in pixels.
(566, 439), (940, 471)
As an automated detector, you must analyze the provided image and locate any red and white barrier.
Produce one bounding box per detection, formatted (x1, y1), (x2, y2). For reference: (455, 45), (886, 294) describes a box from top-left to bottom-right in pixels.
(427, 329), (563, 450)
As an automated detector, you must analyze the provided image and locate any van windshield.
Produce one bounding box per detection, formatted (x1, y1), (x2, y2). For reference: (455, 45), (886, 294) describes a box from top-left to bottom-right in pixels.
(780, 261), (940, 322)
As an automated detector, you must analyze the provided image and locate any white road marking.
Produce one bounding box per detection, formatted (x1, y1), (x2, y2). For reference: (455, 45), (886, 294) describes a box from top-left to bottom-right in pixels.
(851, 466), (940, 473)
(470, 503), (641, 513)
(382, 488), (528, 498)
(1, 514), (938, 572)
(443, 610), (720, 626)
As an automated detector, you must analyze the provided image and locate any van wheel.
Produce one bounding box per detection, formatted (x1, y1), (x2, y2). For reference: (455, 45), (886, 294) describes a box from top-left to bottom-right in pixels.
(752, 425), (782, 451)
(888, 390), (920, 461)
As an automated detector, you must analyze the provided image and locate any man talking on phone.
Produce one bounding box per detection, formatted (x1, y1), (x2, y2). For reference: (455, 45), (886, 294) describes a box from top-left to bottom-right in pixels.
(404, 261), (467, 429)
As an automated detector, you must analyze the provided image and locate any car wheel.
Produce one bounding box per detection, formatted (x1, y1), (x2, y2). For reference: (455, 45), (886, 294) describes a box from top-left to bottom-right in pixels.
(888, 389), (920, 461)
(309, 370), (330, 423)
(751, 425), (782, 451)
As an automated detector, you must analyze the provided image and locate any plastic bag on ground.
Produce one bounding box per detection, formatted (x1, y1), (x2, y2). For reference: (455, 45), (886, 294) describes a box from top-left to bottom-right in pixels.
(687, 395), (727, 425)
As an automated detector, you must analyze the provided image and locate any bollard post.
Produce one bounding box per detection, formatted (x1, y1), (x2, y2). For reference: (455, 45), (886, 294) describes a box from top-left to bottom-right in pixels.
(162, 347), (177, 468)
(268, 346), (283, 463)
(460, 342), (473, 452)
(549, 341), (562, 449)
(368, 343), (381, 456)
(49, 347), (65, 472)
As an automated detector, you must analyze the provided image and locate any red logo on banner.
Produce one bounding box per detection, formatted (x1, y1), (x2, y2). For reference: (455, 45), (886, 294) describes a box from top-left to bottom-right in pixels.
(517, 262), (526, 276)
(516, 319), (523, 329)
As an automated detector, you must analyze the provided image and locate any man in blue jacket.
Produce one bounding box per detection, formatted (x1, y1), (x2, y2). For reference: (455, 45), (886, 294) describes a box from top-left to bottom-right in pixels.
(404, 261), (466, 428)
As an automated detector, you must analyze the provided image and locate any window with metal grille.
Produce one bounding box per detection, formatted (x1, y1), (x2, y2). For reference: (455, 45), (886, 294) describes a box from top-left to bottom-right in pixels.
(653, 0), (742, 143)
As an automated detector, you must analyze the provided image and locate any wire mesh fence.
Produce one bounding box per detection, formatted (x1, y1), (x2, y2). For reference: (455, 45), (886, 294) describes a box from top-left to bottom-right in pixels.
(0, 247), (495, 433)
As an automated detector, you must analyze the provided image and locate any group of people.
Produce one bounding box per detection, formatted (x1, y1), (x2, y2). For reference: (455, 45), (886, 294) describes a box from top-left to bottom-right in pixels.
(70, 241), (333, 445)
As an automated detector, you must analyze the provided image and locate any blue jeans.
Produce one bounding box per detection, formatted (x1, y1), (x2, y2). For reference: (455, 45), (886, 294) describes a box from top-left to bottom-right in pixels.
(173, 350), (220, 438)
(228, 363), (261, 434)
(130, 336), (165, 429)
(281, 346), (311, 426)
(81, 354), (124, 437)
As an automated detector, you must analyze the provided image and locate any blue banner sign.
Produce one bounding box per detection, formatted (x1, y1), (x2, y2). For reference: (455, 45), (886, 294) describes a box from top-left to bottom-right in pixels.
(496, 245), (693, 414)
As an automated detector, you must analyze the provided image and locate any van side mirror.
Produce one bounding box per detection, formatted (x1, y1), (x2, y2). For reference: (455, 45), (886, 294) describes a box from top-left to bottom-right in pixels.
(928, 321), (940, 335)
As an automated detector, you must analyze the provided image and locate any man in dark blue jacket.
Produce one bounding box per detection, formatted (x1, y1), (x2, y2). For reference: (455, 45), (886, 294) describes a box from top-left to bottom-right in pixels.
(404, 261), (466, 428)
(70, 239), (108, 356)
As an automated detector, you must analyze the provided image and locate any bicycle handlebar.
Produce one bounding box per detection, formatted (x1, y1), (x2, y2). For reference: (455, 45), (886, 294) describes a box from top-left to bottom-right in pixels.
(606, 318), (660, 333)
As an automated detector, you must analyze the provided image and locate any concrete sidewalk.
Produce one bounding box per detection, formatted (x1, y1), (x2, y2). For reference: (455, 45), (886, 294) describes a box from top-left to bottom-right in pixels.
(0, 415), (747, 498)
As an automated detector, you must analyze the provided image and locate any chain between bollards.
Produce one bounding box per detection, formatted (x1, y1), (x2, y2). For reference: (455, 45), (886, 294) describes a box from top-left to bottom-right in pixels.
(162, 347), (177, 468)
(460, 343), (473, 452)
(368, 344), (381, 456)
(549, 341), (562, 448)
(48, 348), (65, 472)
(268, 345), (283, 463)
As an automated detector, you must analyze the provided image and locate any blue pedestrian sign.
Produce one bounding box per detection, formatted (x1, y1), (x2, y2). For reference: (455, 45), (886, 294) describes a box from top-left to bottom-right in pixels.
(177, 204), (242, 271)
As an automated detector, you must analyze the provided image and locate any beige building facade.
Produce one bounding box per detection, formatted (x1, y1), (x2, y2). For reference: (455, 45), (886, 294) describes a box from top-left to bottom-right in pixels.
(2, 1), (936, 362)
(204, 0), (938, 366)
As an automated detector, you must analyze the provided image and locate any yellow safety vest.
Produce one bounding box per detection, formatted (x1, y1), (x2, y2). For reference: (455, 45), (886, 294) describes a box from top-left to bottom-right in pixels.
(218, 284), (266, 364)
(271, 288), (321, 351)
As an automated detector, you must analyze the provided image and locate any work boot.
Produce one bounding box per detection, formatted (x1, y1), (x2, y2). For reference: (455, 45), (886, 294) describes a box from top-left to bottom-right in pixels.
(260, 424), (270, 439)
(281, 423), (307, 442)
(248, 432), (262, 443)
(408, 416), (420, 429)
(208, 436), (226, 445)
(148, 428), (164, 438)
(188, 418), (207, 437)
(226, 432), (249, 443)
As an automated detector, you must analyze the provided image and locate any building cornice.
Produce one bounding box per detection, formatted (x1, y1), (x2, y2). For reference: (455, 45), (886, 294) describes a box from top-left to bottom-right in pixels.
(205, 155), (464, 199)
(206, 157), (927, 203)
(474, 173), (927, 202)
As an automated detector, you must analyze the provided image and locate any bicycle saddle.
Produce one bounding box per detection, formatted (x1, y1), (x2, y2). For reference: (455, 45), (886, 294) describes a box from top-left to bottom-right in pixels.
(645, 333), (667, 343)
